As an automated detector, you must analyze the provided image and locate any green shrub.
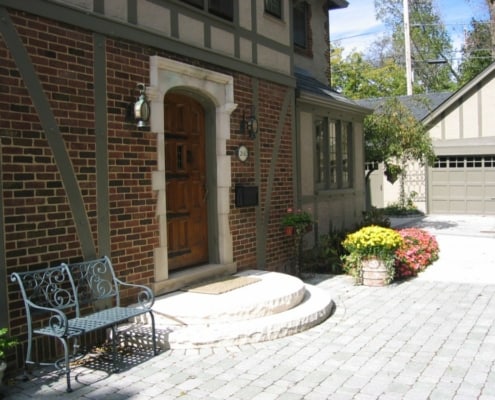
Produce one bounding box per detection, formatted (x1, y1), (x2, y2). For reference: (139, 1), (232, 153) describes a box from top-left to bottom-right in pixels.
(302, 224), (350, 275)
(361, 207), (391, 228)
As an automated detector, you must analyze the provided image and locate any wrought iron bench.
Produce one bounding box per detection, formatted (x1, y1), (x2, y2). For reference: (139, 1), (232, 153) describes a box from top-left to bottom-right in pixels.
(11, 256), (157, 392)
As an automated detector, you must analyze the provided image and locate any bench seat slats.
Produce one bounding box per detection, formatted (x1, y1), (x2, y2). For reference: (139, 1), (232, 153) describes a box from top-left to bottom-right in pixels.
(83, 306), (149, 323)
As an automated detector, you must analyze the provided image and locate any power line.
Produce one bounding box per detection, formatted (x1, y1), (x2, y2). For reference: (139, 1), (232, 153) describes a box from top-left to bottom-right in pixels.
(332, 21), (493, 43)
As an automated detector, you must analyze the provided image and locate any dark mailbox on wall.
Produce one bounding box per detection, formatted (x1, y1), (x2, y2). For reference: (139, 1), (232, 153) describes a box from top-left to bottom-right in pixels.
(235, 184), (259, 208)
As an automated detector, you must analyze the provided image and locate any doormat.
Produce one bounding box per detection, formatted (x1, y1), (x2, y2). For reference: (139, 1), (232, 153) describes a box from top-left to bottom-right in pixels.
(182, 276), (261, 295)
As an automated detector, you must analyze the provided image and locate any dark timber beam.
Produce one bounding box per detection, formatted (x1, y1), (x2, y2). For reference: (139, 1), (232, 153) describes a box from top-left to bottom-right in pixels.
(0, 7), (97, 259)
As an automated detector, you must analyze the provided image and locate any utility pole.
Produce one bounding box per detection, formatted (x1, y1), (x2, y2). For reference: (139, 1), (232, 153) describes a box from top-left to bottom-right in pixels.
(403, 0), (413, 95)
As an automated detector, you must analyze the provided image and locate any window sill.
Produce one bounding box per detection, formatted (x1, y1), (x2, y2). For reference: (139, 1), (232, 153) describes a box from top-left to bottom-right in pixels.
(315, 188), (355, 197)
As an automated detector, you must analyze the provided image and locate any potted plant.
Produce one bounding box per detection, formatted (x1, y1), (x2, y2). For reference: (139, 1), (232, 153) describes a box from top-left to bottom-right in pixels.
(342, 225), (403, 286)
(281, 208), (314, 277)
(281, 208), (313, 236)
(384, 163), (402, 184)
(0, 328), (17, 383)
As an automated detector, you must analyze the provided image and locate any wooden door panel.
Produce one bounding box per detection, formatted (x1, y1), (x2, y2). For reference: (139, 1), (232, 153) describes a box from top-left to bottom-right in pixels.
(165, 93), (208, 271)
(166, 180), (189, 213)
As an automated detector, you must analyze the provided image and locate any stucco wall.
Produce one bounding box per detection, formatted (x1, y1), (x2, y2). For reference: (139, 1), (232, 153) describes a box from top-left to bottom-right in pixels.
(430, 76), (495, 141)
(54, 0), (292, 75)
(294, 0), (330, 83)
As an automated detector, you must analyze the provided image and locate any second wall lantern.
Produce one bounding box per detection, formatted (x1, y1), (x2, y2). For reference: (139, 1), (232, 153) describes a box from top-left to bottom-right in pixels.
(240, 106), (258, 139)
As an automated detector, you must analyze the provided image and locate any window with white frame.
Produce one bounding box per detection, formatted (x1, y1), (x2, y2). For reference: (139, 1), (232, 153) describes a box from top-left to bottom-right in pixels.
(315, 118), (353, 190)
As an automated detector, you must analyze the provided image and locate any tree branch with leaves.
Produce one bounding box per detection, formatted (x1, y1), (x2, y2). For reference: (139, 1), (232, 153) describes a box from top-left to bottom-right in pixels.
(364, 97), (436, 207)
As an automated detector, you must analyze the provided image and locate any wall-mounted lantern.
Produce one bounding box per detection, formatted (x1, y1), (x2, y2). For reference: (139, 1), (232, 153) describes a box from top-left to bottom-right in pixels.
(239, 106), (258, 139)
(126, 83), (150, 128)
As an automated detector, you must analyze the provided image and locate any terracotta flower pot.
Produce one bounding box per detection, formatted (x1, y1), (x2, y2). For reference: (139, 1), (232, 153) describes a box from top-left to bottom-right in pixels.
(361, 257), (389, 286)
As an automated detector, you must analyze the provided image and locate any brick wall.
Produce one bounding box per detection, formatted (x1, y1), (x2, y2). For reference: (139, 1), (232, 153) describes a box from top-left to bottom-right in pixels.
(229, 76), (294, 272)
(0, 11), (160, 370)
(1, 9), (295, 371)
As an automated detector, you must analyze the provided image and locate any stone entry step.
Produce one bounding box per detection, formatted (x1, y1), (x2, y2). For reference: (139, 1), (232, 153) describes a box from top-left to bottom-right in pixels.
(144, 270), (334, 348)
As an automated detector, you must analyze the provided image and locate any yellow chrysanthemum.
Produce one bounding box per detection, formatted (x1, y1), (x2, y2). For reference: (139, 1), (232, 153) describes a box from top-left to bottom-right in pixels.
(342, 225), (403, 257)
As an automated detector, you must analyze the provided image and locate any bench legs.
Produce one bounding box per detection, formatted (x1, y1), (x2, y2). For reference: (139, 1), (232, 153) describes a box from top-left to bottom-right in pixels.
(110, 325), (120, 373)
(59, 337), (73, 392)
(25, 317), (158, 393)
(149, 311), (157, 356)
(24, 334), (73, 392)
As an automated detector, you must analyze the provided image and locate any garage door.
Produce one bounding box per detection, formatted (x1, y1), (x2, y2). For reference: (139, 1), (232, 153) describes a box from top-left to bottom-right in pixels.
(429, 155), (495, 215)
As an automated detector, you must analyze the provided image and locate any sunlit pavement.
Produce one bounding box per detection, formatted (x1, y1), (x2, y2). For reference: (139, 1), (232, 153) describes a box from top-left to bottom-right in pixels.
(3, 215), (495, 399)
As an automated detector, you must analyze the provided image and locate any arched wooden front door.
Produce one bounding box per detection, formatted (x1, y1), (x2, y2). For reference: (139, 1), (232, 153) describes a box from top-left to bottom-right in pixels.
(164, 93), (208, 271)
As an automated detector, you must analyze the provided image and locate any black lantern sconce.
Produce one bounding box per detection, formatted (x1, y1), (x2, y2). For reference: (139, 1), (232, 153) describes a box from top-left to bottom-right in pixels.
(126, 83), (150, 128)
(239, 106), (258, 139)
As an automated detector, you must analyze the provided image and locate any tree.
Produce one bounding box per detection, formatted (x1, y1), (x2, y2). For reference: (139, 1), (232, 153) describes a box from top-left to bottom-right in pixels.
(330, 43), (406, 99)
(364, 97), (436, 207)
(487, 0), (495, 57)
(375, 0), (458, 92)
(458, 18), (493, 85)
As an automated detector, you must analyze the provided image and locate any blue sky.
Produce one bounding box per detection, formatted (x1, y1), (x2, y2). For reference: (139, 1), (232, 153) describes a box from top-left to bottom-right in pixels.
(329, 0), (490, 58)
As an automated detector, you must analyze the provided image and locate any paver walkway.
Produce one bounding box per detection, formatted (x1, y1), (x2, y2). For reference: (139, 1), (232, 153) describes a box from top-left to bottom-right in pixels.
(3, 215), (495, 399)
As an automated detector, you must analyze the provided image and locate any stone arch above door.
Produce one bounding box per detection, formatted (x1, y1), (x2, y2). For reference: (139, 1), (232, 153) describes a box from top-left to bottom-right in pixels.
(148, 56), (237, 294)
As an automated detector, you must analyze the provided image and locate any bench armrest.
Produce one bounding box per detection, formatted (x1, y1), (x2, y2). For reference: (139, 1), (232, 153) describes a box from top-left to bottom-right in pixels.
(24, 300), (70, 337)
(114, 278), (155, 309)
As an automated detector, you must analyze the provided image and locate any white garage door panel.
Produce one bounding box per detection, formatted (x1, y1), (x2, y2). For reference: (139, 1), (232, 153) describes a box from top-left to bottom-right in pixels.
(486, 186), (495, 197)
(485, 202), (495, 213)
(467, 201), (483, 212)
(450, 185), (465, 196)
(430, 155), (495, 215)
(467, 187), (483, 197)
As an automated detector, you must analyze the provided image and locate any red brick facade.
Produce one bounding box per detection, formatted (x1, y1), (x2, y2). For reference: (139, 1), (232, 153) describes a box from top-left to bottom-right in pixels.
(1, 9), (295, 370)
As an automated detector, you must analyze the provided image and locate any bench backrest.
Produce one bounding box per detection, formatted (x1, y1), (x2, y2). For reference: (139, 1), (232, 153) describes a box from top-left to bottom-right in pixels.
(67, 256), (121, 309)
(11, 264), (79, 319)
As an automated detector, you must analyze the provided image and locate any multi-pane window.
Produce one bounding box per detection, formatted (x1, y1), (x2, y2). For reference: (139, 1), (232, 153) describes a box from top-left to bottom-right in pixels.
(341, 122), (352, 188)
(180, 0), (233, 21)
(315, 119), (324, 184)
(265, 0), (282, 18)
(328, 121), (337, 188)
(293, 1), (308, 49)
(315, 118), (353, 190)
(434, 155), (495, 168)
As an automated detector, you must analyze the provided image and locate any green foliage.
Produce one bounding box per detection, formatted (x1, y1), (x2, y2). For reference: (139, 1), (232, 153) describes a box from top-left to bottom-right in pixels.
(382, 197), (423, 216)
(331, 1), (491, 99)
(341, 225), (403, 284)
(281, 208), (313, 235)
(303, 224), (349, 275)
(330, 44), (406, 99)
(459, 19), (493, 85)
(384, 162), (402, 183)
(364, 97), (436, 167)
(364, 97), (436, 207)
(361, 207), (391, 228)
(0, 328), (17, 361)
(375, 0), (459, 92)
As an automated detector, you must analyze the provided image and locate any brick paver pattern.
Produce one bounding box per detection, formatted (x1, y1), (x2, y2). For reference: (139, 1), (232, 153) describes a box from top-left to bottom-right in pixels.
(3, 273), (495, 400)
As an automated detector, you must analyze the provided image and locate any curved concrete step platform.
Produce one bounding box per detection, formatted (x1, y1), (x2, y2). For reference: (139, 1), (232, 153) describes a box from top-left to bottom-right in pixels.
(147, 270), (335, 349)
(152, 270), (306, 324)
